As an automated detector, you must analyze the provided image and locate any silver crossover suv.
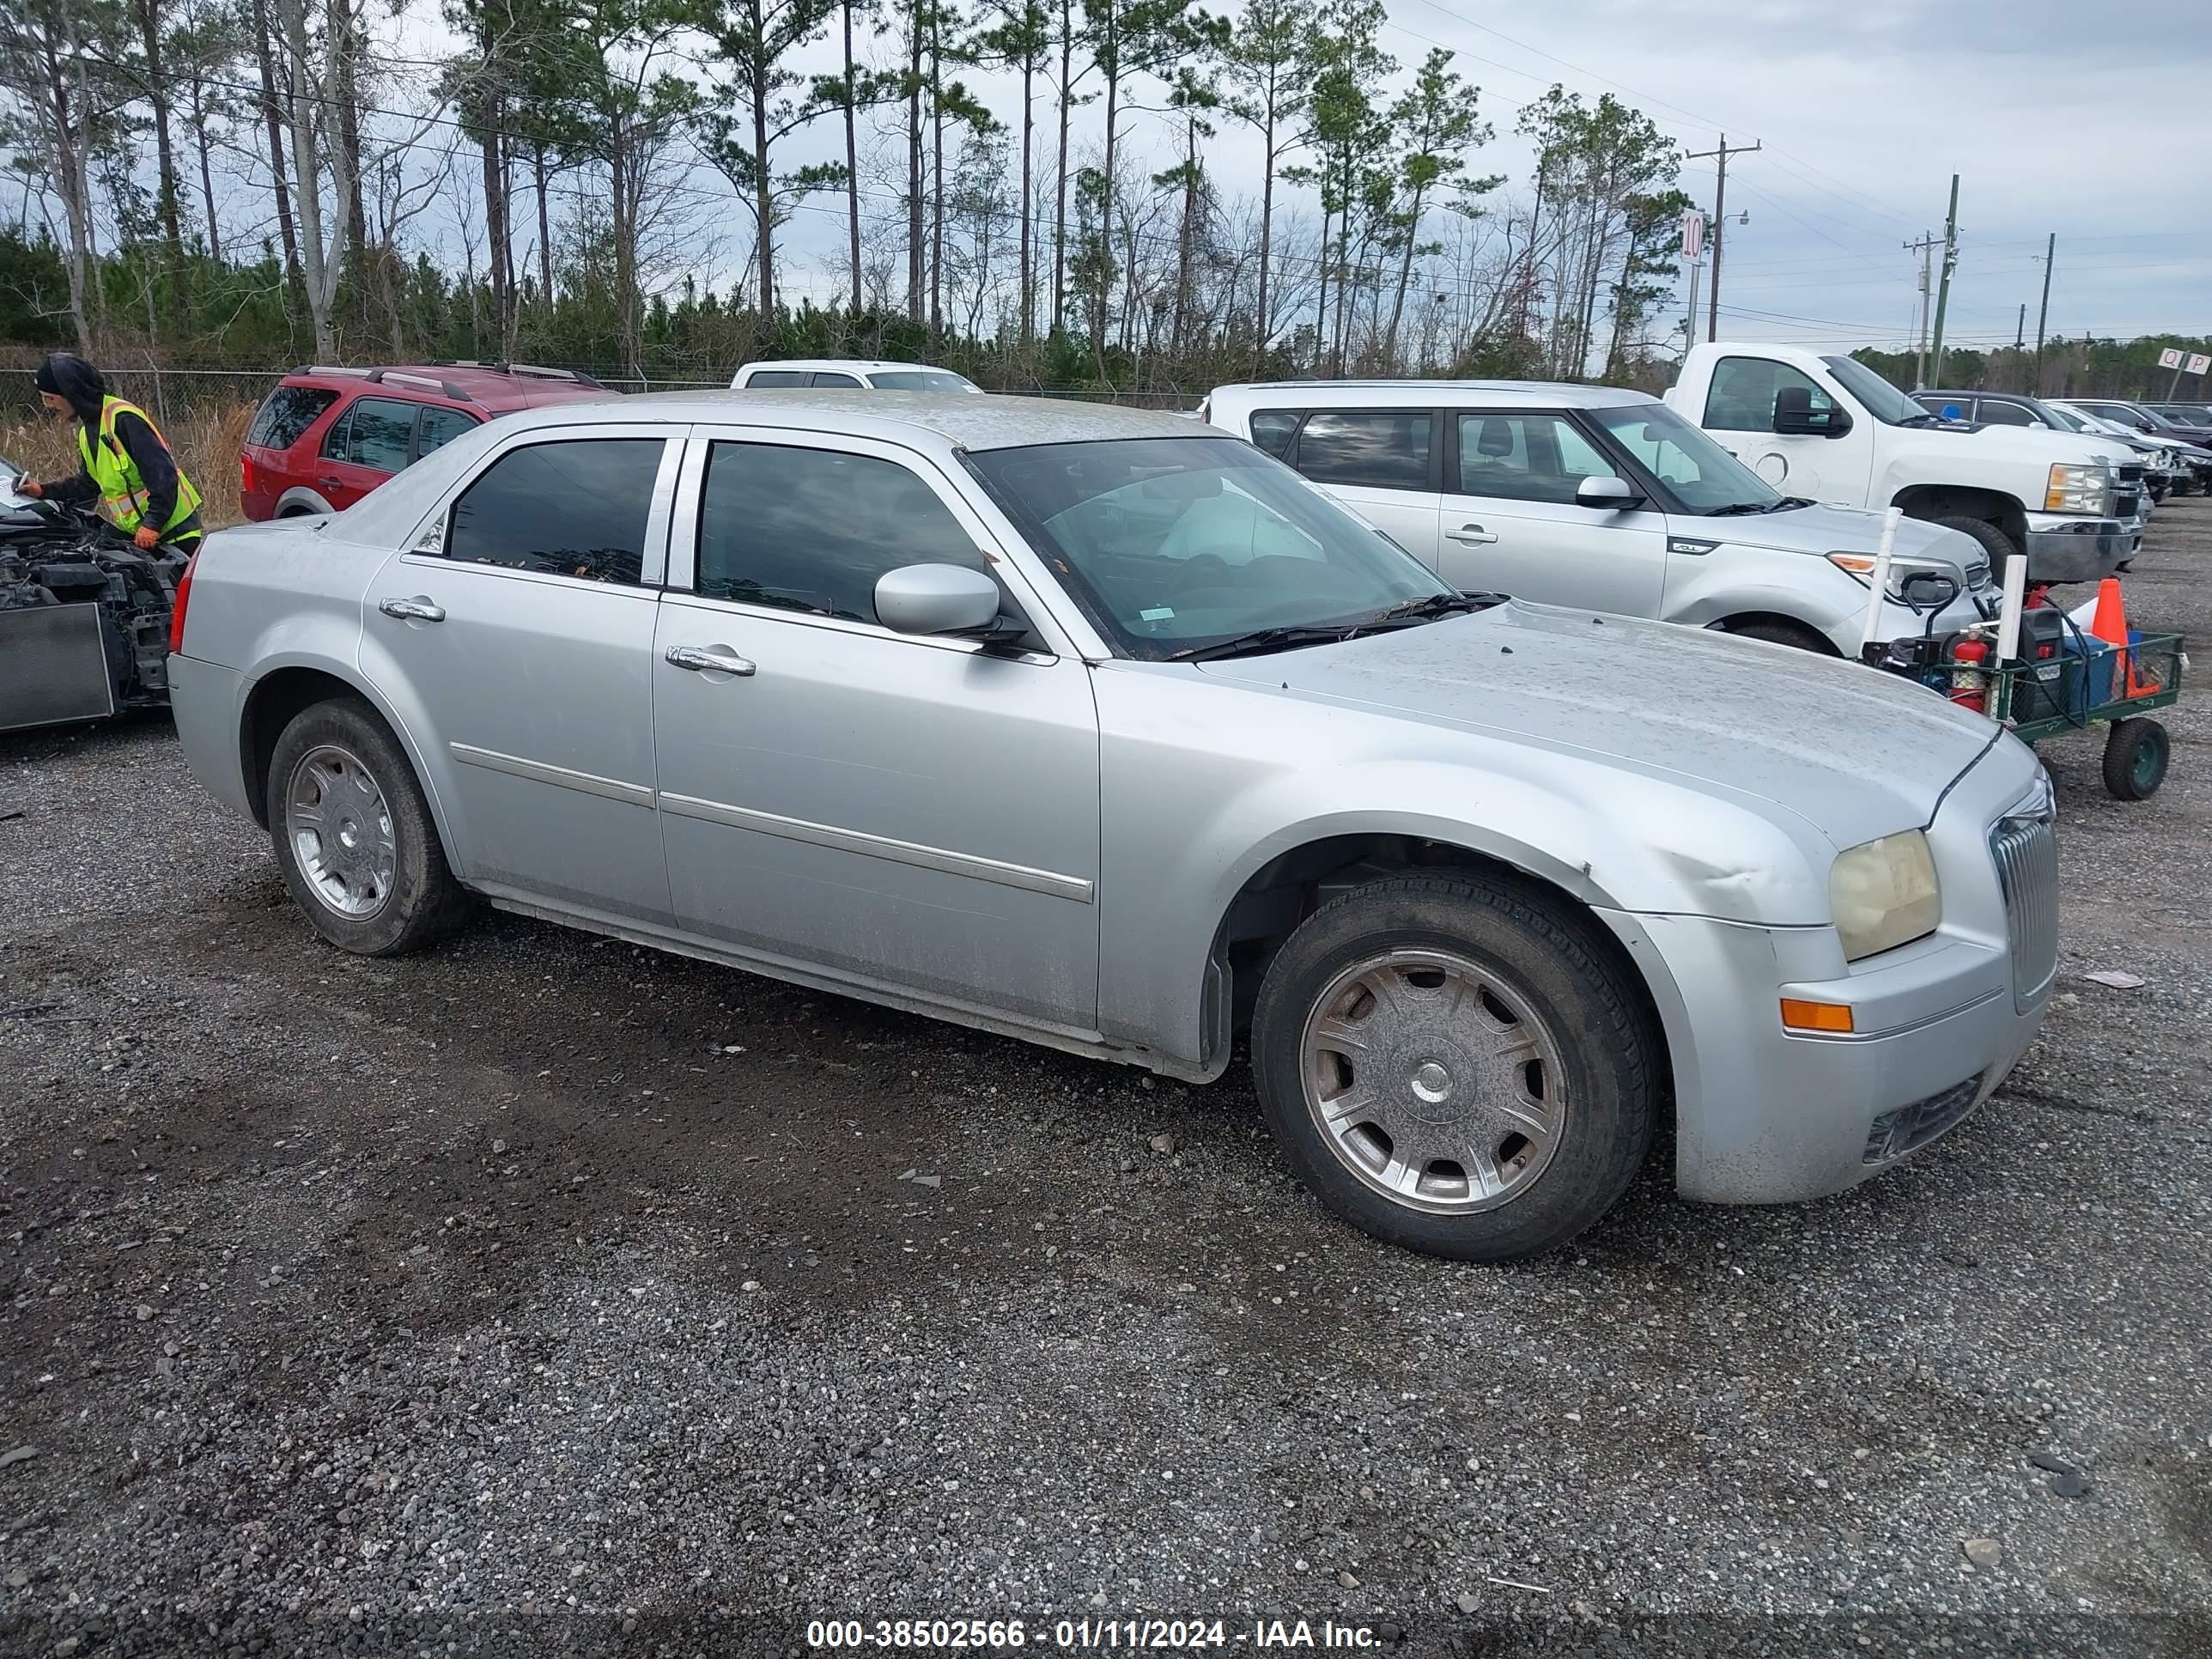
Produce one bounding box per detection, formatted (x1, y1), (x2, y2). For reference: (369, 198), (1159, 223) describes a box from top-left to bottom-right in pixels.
(1203, 381), (2000, 654)
(167, 393), (2057, 1261)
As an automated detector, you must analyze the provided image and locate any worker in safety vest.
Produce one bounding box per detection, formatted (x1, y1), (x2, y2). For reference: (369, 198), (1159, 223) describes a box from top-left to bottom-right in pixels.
(13, 353), (205, 551)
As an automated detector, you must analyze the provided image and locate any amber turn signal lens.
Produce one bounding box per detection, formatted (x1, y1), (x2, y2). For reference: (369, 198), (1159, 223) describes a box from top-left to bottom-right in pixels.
(1780, 998), (1854, 1034)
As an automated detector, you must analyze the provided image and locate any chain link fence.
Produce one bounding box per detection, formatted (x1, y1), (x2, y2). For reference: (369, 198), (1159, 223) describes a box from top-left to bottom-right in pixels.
(1, 364), (1202, 417)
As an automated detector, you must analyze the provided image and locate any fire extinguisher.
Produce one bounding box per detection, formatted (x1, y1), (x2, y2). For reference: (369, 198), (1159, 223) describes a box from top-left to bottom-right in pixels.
(1948, 635), (1991, 713)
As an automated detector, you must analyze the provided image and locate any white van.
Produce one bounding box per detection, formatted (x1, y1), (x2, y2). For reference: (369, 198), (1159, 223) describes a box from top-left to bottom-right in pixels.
(729, 359), (982, 392)
(1202, 380), (1994, 656)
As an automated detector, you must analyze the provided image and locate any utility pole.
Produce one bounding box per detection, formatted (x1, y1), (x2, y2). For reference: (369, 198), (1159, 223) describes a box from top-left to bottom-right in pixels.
(1905, 230), (1940, 387)
(2033, 234), (2056, 395)
(1928, 173), (1960, 386)
(2014, 303), (2027, 389)
(1688, 134), (1760, 342)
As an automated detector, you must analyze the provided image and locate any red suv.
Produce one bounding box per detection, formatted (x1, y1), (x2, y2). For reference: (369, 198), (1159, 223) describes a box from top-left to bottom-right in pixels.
(239, 362), (613, 520)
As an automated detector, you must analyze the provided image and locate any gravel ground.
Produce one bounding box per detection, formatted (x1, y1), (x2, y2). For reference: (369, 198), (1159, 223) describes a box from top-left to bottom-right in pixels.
(3, 502), (2209, 1659)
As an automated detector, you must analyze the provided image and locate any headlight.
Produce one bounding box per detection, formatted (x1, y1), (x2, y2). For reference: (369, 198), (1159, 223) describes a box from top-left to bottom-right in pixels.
(1829, 830), (1942, 962)
(1826, 552), (1963, 599)
(2045, 462), (2107, 514)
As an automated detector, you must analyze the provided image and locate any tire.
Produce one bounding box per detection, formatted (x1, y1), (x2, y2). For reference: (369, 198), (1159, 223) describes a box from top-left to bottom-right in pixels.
(1929, 514), (2022, 584)
(1249, 872), (1660, 1262)
(2100, 716), (2169, 801)
(265, 696), (472, 955)
(1727, 617), (1834, 653)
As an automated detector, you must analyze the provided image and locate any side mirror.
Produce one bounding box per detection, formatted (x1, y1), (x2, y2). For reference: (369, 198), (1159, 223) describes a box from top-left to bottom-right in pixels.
(1574, 474), (1644, 511)
(1773, 385), (1852, 438)
(875, 562), (1018, 641)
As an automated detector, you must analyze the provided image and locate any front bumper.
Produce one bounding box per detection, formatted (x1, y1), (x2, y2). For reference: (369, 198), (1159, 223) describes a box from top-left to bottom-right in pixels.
(2021, 516), (2135, 583)
(1605, 749), (2056, 1205)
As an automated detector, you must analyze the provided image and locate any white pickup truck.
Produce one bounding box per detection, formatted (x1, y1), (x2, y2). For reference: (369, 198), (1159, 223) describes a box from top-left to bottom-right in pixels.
(1666, 343), (2136, 584)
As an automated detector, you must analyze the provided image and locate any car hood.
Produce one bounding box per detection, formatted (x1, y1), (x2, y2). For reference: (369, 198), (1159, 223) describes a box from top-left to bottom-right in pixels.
(1697, 501), (1979, 565)
(1924, 422), (2118, 468)
(1197, 601), (2000, 851)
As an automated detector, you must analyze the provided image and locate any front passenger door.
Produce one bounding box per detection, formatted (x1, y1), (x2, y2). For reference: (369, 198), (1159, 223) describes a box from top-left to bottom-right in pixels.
(1437, 411), (1668, 617)
(652, 432), (1103, 1028)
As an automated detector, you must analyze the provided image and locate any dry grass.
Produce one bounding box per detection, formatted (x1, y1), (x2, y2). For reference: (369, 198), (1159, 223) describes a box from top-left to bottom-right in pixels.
(2, 403), (257, 528)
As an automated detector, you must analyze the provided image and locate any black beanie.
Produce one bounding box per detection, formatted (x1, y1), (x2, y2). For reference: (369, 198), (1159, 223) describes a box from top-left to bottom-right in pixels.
(34, 357), (61, 395)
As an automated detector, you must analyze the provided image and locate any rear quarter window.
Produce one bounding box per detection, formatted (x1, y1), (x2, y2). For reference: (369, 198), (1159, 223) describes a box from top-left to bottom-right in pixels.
(247, 386), (339, 449)
(1249, 410), (1302, 458)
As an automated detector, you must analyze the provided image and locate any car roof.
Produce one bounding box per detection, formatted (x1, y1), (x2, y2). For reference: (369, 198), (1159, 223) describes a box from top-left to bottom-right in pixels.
(283, 362), (610, 411)
(736, 359), (969, 376)
(486, 389), (1209, 453)
(1208, 379), (1659, 410)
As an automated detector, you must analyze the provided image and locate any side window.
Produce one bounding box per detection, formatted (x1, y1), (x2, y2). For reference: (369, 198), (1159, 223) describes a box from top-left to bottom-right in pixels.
(1249, 409), (1302, 459)
(1704, 356), (1832, 432)
(695, 441), (987, 623)
(1975, 400), (2035, 427)
(445, 438), (665, 585)
(810, 372), (864, 388)
(247, 386), (338, 449)
(416, 406), (479, 458)
(744, 369), (807, 388)
(324, 397), (416, 472)
(1293, 410), (1432, 491)
(1455, 414), (1614, 506)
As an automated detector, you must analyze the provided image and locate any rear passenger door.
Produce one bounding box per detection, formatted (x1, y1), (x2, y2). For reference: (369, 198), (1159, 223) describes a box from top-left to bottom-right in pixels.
(317, 395), (418, 508)
(1437, 411), (1668, 617)
(1279, 409), (1442, 568)
(359, 424), (683, 926)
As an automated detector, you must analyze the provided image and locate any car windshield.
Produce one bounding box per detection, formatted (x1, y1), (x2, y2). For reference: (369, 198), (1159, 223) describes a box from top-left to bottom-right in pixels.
(2044, 405), (2096, 433)
(870, 370), (981, 392)
(963, 436), (1454, 659)
(1583, 401), (1783, 515)
(2155, 404), (2212, 422)
(1820, 355), (1930, 425)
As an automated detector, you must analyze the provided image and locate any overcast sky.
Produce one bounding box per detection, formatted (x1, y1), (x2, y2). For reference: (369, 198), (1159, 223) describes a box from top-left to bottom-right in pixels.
(381, 0), (2209, 355)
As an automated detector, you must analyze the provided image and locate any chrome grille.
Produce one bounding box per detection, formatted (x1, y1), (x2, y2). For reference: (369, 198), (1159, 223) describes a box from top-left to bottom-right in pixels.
(1990, 809), (2059, 1009)
(2115, 489), (2142, 519)
(1964, 557), (1991, 590)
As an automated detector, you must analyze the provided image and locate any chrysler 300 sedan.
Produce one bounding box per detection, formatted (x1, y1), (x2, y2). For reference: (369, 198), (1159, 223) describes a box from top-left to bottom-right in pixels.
(166, 394), (2058, 1261)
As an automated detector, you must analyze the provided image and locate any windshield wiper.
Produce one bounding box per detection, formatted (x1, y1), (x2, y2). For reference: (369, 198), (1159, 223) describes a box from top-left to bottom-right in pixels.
(1765, 495), (1815, 511)
(1358, 592), (1490, 627)
(1170, 625), (1358, 663)
(1703, 501), (1776, 516)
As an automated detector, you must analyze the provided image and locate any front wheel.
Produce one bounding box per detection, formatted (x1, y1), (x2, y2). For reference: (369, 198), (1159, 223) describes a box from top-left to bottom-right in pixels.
(1929, 514), (2022, 586)
(265, 696), (473, 954)
(1250, 872), (1661, 1261)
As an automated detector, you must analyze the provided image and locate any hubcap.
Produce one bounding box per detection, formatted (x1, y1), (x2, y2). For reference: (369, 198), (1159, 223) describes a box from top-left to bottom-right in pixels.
(1300, 948), (1568, 1214)
(285, 744), (397, 920)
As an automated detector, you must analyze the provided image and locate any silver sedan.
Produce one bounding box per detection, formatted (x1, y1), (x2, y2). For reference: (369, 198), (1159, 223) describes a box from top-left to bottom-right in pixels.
(165, 393), (2057, 1261)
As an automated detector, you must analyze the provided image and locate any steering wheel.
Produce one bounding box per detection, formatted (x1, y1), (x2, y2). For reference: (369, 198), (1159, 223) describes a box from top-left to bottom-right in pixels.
(1162, 550), (1241, 598)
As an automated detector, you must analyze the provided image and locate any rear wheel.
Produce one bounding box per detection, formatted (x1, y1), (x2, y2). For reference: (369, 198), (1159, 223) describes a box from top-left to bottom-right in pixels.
(2101, 717), (2168, 801)
(265, 696), (472, 954)
(1250, 872), (1660, 1262)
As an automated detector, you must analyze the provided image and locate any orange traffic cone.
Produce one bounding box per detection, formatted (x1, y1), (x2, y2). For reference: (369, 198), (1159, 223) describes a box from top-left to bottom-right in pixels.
(2088, 577), (2151, 699)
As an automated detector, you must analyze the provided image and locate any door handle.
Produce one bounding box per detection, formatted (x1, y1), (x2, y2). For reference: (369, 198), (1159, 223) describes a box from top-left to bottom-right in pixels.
(319, 476), (343, 489)
(377, 595), (445, 622)
(1445, 524), (1499, 545)
(665, 643), (757, 678)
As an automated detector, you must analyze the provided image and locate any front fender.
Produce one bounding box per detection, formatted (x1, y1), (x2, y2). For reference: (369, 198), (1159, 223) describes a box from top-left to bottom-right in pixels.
(1666, 574), (1859, 641)
(1094, 672), (1832, 1068)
